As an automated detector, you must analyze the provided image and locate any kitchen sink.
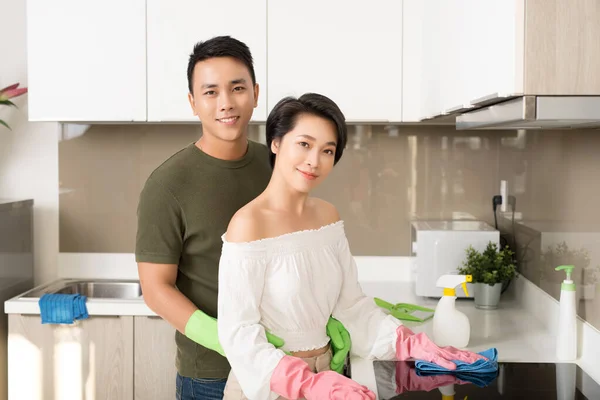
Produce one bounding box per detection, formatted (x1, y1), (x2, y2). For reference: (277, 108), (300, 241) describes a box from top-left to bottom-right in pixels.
(56, 281), (142, 299)
(23, 279), (142, 299)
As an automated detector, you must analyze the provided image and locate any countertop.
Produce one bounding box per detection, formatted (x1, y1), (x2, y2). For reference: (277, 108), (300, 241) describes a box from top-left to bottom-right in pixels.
(353, 281), (561, 399)
(0, 198), (33, 211)
(6, 276), (600, 399)
(4, 278), (156, 316)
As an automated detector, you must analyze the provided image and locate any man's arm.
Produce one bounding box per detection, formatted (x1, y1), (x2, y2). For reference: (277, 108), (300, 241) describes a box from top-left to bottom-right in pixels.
(137, 262), (197, 334)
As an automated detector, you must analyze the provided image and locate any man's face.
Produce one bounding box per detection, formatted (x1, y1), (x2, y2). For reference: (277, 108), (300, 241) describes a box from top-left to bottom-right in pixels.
(188, 57), (259, 143)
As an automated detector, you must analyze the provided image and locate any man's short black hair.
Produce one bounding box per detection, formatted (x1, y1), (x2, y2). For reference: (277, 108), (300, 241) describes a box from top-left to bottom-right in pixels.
(187, 36), (256, 95)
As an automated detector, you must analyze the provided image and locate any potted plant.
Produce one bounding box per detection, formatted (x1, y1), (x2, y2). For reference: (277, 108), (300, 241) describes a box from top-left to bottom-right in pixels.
(457, 241), (517, 309)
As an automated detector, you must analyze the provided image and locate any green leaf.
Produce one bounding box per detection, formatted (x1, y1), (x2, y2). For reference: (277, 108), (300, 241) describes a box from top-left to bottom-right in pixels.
(0, 119), (11, 130)
(0, 100), (16, 107)
(457, 240), (516, 284)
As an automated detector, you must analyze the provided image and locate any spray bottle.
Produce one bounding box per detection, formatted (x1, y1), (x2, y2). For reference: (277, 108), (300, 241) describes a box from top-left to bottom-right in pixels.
(432, 274), (472, 348)
(555, 265), (577, 361)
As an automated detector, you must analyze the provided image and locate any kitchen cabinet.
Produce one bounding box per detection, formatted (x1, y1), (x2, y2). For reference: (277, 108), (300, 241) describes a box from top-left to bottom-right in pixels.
(146, 0), (268, 122)
(134, 316), (177, 399)
(267, 0), (403, 122)
(414, 0), (600, 120)
(401, 0), (425, 122)
(8, 314), (134, 400)
(26, 0), (146, 122)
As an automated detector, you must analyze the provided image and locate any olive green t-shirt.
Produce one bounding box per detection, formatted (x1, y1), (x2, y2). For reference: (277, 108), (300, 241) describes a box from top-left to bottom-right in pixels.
(135, 140), (271, 379)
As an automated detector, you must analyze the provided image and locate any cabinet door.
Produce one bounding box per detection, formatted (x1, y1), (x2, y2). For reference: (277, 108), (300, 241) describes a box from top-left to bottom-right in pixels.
(402, 0), (424, 121)
(134, 316), (177, 400)
(26, 0), (146, 122)
(147, 0), (267, 122)
(461, 0), (524, 104)
(268, 1), (403, 122)
(8, 314), (134, 400)
(418, 0), (443, 119)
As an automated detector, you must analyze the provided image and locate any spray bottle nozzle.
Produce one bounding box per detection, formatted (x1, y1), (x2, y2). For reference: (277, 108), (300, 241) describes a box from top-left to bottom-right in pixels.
(436, 274), (472, 297)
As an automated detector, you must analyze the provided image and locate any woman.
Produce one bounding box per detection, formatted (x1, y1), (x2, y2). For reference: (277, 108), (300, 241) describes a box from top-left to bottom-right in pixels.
(217, 93), (484, 400)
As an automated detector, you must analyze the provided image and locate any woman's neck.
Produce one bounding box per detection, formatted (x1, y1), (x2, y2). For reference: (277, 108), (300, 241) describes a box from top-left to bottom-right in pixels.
(262, 171), (309, 216)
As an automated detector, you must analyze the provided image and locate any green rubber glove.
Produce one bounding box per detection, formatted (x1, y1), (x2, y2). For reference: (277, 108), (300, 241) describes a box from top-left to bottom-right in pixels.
(326, 317), (351, 374)
(185, 310), (226, 356)
(184, 310), (287, 356)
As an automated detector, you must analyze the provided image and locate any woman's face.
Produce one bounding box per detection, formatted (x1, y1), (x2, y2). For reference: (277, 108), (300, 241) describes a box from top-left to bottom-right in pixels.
(271, 113), (338, 194)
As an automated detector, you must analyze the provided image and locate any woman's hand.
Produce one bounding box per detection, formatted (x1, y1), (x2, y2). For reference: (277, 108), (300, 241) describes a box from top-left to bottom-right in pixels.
(395, 326), (486, 370)
(270, 355), (375, 400)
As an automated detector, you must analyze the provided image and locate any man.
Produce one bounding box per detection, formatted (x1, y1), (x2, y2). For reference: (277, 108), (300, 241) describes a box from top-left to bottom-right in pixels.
(136, 36), (350, 399)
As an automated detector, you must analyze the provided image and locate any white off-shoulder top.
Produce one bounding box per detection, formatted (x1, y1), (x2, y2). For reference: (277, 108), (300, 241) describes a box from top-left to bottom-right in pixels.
(217, 220), (401, 400)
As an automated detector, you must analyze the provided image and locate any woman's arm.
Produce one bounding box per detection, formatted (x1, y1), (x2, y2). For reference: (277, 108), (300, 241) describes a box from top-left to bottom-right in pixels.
(331, 233), (403, 359)
(217, 212), (285, 399)
(332, 232), (486, 368)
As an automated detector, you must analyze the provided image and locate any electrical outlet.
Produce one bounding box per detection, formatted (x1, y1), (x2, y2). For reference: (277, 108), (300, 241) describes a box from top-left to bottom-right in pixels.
(500, 180), (507, 212)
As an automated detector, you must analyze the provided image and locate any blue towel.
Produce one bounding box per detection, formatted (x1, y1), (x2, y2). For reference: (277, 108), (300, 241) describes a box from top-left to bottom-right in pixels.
(39, 293), (89, 324)
(415, 348), (499, 388)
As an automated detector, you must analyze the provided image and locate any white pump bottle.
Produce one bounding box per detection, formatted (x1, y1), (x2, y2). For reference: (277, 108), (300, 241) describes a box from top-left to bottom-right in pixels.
(555, 265), (577, 361)
(432, 274), (472, 348)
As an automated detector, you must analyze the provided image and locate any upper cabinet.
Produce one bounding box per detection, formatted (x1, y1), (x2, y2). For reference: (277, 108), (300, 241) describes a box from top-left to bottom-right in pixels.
(146, 0), (267, 122)
(267, 1), (403, 122)
(27, 1), (599, 124)
(407, 0), (600, 121)
(403, 0), (523, 121)
(26, 0), (147, 122)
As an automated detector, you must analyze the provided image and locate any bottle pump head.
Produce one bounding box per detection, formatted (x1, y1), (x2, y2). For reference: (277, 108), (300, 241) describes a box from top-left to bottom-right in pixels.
(436, 274), (472, 297)
(555, 265), (576, 291)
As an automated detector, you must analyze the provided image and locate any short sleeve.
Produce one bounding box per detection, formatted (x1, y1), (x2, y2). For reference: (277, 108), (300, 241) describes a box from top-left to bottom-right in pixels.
(135, 176), (185, 264)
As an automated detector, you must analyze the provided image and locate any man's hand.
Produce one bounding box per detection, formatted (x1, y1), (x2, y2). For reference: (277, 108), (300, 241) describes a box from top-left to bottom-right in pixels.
(266, 331), (285, 349)
(326, 317), (351, 374)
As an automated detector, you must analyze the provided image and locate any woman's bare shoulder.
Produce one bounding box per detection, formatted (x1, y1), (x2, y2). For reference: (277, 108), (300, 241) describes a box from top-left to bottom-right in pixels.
(309, 197), (341, 226)
(225, 201), (267, 243)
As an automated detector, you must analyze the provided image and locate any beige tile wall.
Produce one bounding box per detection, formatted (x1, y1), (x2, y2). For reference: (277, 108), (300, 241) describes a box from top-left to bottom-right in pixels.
(59, 124), (600, 329)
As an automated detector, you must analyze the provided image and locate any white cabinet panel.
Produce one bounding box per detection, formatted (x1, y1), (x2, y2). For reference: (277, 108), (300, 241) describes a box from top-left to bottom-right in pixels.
(26, 0), (146, 121)
(147, 0), (267, 122)
(268, 1), (403, 122)
(414, 0), (524, 119)
(402, 0), (425, 122)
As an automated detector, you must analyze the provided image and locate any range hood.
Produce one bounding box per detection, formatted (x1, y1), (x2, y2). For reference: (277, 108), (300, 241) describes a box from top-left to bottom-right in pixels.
(455, 96), (600, 130)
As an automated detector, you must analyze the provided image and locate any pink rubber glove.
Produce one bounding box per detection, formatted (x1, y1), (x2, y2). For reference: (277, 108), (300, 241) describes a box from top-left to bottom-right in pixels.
(270, 355), (376, 400)
(394, 361), (468, 394)
(395, 326), (486, 370)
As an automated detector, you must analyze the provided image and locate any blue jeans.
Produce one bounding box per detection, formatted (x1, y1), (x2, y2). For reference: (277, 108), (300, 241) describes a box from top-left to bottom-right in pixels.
(176, 373), (227, 400)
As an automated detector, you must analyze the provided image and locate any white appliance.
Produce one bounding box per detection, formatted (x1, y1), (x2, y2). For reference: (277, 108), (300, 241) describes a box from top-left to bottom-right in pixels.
(411, 220), (499, 298)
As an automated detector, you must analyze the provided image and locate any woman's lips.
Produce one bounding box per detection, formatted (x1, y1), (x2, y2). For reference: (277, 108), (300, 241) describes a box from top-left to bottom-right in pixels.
(298, 169), (318, 180)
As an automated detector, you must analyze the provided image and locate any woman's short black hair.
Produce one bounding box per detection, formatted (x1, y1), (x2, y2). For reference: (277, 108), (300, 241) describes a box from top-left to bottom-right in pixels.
(266, 93), (347, 168)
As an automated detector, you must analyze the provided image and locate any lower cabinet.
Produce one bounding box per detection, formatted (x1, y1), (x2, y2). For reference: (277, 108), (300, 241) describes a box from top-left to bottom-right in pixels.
(8, 314), (134, 400)
(134, 316), (177, 399)
(8, 315), (178, 400)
